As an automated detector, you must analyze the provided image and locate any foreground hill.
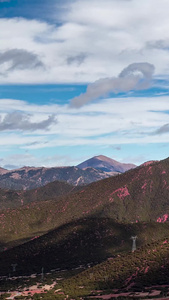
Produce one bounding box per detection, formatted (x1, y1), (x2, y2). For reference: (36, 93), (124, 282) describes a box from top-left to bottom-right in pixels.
(0, 219), (169, 276)
(77, 154), (136, 172)
(1, 237), (169, 300)
(1, 221), (169, 300)
(58, 237), (169, 298)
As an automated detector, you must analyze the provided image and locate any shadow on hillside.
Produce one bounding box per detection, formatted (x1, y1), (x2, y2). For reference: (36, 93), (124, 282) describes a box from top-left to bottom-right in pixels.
(0, 241), (6, 252)
(0, 217), (168, 276)
(0, 230), (49, 250)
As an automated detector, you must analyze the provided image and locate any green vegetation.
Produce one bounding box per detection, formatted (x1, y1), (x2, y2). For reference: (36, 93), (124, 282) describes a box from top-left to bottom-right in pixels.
(0, 219), (169, 276)
(2, 236), (169, 299)
(55, 238), (169, 298)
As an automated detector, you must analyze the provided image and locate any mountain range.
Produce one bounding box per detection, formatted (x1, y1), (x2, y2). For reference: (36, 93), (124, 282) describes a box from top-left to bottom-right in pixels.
(0, 156), (169, 299)
(0, 155), (136, 190)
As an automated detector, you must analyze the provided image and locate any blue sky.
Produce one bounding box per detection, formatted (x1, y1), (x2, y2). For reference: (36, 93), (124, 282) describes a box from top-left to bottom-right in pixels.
(0, 0), (169, 169)
(0, 0), (56, 21)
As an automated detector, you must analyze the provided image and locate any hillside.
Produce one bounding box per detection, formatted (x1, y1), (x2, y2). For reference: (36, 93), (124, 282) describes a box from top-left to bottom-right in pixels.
(77, 154), (136, 172)
(1, 157), (169, 248)
(1, 221), (169, 299)
(0, 219), (169, 276)
(0, 180), (81, 210)
(58, 237), (169, 298)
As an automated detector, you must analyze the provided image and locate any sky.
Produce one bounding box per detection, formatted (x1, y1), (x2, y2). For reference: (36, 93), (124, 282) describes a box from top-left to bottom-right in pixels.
(0, 0), (169, 168)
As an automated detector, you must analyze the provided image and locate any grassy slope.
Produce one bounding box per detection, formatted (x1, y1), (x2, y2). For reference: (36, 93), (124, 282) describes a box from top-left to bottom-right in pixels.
(0, 219), (169, 276)
(1, 226), (169, 299)
(57, 237), (169, 298)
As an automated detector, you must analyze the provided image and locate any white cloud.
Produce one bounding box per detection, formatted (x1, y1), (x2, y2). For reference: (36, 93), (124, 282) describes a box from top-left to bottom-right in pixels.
(0, 95), (168, 150)
(1, 0), (169, 167)
(0, 0), (169, 83)
(0, 49), (44, 72)
(0, 94), (168, 167)
(0, 112), (57, 131)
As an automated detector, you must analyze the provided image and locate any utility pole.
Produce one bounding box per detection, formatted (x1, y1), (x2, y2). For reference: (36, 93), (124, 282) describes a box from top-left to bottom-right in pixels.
(131, 236), (137, 252)
(11, 263), (17, 272)
(41, 267), (44, 281)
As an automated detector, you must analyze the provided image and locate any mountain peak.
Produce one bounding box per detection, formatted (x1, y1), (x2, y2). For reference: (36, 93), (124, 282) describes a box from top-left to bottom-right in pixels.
(77, 155), (136, 173)
(94, 155), (117, 161)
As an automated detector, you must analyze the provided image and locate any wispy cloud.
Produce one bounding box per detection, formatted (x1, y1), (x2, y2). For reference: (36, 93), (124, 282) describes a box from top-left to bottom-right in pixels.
(146, 39), (169, 51)
(0, 49), (44, 73)
(152, 123), (169, 135)
(70, 62), (154, 107)
(66, 53), (87, 65)
(0, 112), (57, 131)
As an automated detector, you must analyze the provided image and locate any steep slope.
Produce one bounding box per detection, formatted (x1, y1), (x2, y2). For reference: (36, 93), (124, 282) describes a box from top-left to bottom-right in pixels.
(0, 165), (115, 190)
(1, 157), (169, 247)
(77, 154), (136, 172)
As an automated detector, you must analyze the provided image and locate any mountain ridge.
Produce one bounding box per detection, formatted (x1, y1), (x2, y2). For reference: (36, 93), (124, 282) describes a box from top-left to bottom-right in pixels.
(0, 155), (136, 190)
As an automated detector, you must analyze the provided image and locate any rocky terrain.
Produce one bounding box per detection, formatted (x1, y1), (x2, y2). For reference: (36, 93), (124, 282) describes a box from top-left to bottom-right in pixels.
(0, 155), (136, 190)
